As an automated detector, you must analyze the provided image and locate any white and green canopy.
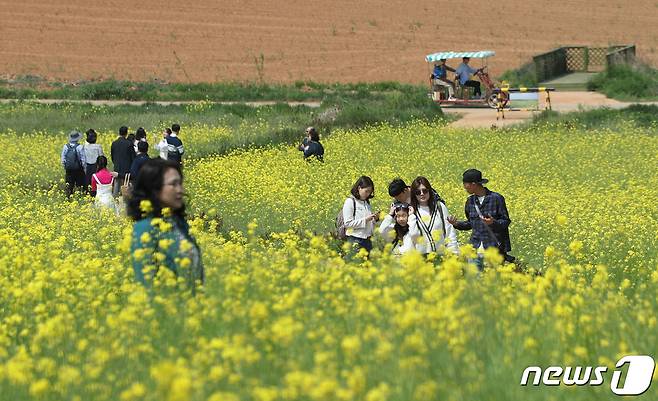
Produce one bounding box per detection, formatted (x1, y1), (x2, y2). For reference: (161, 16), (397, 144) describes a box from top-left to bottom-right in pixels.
(425, 51), (495, 63)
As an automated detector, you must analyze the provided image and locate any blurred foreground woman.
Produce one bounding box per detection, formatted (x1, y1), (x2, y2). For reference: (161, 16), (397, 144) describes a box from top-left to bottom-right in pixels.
(127, 158), (203, 291)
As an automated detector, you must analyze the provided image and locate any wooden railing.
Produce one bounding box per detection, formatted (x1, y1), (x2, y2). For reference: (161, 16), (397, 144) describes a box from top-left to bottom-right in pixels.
(533, 45), (635, 82)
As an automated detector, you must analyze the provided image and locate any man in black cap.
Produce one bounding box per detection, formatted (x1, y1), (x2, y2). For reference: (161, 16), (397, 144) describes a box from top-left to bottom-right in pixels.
(448, 169), (513, 267)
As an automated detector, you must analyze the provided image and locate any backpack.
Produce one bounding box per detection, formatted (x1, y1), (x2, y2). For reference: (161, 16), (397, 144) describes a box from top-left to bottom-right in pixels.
(64, 143), (81, 170)
(334, 197), (356, 240)
(166, 136), (182, 162)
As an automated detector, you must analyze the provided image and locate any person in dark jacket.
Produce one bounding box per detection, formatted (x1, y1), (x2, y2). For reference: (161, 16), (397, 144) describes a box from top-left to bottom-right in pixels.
(111, 126), (135, 196)
(61, 130), (86, 198)
(448, 169), (513, 269)
(130, 141), (150, 179)
(298, 126), (324, 162)
(166, 123), (184, 167)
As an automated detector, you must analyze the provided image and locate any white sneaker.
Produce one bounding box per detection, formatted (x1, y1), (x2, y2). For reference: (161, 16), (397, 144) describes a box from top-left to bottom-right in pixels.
(448, 96), (457, 101)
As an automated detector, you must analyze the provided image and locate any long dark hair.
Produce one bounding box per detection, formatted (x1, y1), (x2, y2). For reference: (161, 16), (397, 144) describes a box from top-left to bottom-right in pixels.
(393, 205), (410, 243)
(127, 158), (185, 221)
(135, 127), (147, 141)
(410, 176), (437, 212)
(350, 176), (375, 201)
(96, 155), (108, 171)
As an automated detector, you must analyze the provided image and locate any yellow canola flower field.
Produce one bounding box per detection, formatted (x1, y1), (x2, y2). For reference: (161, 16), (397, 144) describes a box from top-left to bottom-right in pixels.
(0, 124), (234, 188)
(188, 121), (657, 273)
(0, 120), (657, 401)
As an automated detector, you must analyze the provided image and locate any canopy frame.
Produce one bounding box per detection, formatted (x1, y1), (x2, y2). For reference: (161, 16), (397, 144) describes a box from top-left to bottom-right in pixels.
(425, 51), (495, 63)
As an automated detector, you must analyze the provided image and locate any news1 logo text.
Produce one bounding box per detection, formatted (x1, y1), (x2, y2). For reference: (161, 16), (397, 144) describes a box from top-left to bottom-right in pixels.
(520, 355), (655, 396)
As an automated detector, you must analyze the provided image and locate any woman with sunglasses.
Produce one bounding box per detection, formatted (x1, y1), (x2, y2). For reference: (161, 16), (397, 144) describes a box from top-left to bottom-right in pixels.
(342, 175), (379, 253)
(410, 176), (459, 257)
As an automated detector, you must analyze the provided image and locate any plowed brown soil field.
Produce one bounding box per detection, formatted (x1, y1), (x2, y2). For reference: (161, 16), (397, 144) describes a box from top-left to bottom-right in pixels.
(1, 0), (657, 84)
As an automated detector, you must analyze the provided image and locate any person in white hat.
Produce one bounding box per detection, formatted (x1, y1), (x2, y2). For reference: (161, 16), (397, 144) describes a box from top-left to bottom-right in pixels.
(61, 130), (87, 197)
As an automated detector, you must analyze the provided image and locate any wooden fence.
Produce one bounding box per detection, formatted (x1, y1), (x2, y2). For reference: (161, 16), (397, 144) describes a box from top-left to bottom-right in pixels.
(533, 45), (635, 82)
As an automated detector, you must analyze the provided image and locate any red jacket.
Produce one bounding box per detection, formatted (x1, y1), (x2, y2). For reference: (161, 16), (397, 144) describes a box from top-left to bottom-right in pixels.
(91, 169), (114, 191)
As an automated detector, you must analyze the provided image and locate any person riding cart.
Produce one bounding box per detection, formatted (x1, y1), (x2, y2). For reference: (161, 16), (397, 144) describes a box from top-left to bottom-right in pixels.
(455, 57), (484, 98)
(425, 50), (504, 108)
(430, 59), (456, 100)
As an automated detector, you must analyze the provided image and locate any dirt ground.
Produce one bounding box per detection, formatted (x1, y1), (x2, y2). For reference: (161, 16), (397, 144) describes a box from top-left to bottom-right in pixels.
(444, 92), (658, 128)
(1, 0), (657, 84)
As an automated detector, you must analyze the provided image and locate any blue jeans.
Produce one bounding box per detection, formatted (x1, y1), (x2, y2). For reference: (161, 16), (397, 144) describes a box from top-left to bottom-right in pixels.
(469, 257), (485, 272)
(347, 236), (373, 253)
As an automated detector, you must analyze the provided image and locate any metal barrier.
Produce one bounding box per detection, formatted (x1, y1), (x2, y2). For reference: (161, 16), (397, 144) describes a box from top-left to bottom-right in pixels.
(493, 87), (555, 120)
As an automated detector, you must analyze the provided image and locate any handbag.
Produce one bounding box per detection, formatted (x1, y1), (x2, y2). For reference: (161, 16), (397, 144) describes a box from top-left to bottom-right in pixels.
(120, 173), (132, 198)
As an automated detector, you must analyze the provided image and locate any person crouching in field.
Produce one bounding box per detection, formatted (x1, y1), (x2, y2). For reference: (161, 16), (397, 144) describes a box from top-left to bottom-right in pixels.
(61, 130), (87, 198)
(378, 202), (419, 255)
(342, 176), (379, 254)
(448, 169), (513, 269)
(128, 158), (203, 291)
(298, 126), (324, 162)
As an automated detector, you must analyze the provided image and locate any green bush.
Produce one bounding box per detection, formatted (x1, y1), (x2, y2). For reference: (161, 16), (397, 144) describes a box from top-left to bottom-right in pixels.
(587, 63), (658, 100)
(497, 63), (538, 87)
(530, 104), (658, 131)
(0, 78), (430, 102)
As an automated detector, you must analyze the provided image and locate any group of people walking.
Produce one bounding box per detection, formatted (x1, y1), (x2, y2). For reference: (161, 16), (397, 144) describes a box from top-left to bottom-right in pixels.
(59, 121), (514, 291)
(340, 169), (513, 268)
(59, 123), (195, 290)
(61, 124), (186, 209)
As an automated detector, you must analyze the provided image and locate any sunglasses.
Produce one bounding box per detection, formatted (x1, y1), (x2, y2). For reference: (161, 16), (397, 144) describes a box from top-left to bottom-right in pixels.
(415, 188), (429, 195)
(393, 201), (410, 210)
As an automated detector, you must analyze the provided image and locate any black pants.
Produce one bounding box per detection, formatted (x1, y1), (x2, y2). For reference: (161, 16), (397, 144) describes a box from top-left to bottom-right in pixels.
(65, 168), (86, 197)
(347, 236), (373, 253)
(464, 80), (481, 96)
(85, 163), (97, 194)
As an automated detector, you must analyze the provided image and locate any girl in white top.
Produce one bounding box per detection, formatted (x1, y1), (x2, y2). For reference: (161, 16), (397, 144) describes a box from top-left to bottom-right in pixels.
(91, 156), (119, 214)
(342, 176), (379, 253)
(134, 127), (148, 154)
(410, 176), (459, 256)
(154, 128), (171, 160)
(379, 202), (419, 255)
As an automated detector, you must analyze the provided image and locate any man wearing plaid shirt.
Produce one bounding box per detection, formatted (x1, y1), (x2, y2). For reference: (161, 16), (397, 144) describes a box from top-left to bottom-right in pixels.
(448, 169), (514, 264)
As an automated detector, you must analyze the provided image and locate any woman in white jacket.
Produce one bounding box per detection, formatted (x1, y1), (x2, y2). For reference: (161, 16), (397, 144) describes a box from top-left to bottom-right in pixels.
(342, 176), (379, 253)
(379, 202), (419, 255)
(154, 128), (171, 160)
(410, 176), (459, 256)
